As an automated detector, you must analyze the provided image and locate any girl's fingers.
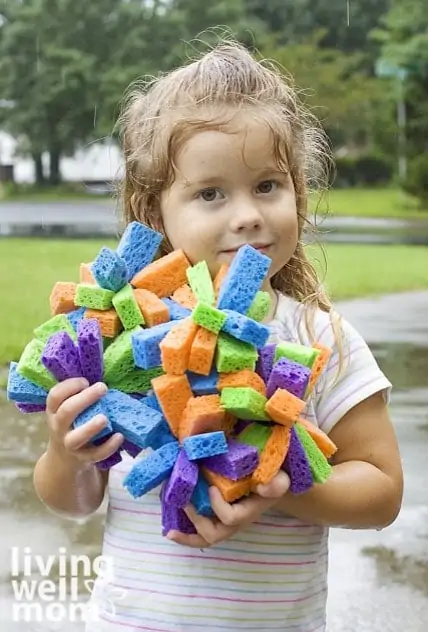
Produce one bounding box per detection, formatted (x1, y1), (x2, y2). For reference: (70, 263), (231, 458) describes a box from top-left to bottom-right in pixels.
(72, 432), (125, 464)
(46, 378), (89, 415)
(52, 382), (108, 438)
(63, 415), (110, 452)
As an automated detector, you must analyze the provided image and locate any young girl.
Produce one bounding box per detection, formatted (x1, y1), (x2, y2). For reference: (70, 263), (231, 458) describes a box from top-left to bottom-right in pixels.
(33, 42), (403, 632)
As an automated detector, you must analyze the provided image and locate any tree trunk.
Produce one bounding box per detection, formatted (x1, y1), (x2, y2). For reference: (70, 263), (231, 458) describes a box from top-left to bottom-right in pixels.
(32, 153), (45, 186)
(48, 148), (61, 185)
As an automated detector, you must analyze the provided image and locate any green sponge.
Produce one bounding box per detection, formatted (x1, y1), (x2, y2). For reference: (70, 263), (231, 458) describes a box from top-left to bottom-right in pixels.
(186, 261), (215, 305)
(17, 339), (57, 390)
(192, 302), (227, 333)
(294, 422), (332, 483)
(237, 422), (272, 454)
(34, 314), (77, 343)
(246, 291), (271, 322)
(107, 366), (164, 393)
(75, 283), (115, 311)
(112, 284), (144, 330)
(103, 328), (139, 384)
(275, 342), (320, 369)
(216, 333), (257, 373)
(221, 387), (269, 421)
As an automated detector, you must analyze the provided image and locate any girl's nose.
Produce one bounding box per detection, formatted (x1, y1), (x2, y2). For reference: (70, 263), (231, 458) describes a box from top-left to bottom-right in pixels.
(229, 201), (265, 232)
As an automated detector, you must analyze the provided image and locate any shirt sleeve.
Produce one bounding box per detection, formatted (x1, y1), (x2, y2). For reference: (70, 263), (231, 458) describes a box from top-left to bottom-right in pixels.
(314, 316), (392, 435)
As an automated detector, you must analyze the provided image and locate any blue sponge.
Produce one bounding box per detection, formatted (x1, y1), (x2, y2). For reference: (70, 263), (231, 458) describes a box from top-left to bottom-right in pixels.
(91, 247), (128, 292)
(7, 362), (48, 405)
(162, 298), (191, 321)
(149, 418), (176, 450)
(132, 321), (176, 369)
(188, 369), (219, 396)
(74, 399), (113, 441)
(222, 310), (270, 348)
(183, 431), (228, 461)
(66, 307), (86, 332)
(116, 221), (163, 281)
(144, 390), (163, 413)
(104, 389), (164, 449)
(191, 474), (215, 517)
(217, 245), (271, 314)
(123, 441), (180, 498)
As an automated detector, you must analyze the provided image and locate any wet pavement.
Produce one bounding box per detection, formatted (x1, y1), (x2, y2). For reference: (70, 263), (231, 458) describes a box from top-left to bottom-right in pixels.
(0, 291), (427, 631)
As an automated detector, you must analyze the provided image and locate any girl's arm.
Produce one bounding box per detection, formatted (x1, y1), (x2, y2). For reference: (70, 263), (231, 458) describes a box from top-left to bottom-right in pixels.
(275, 391), (404, 528)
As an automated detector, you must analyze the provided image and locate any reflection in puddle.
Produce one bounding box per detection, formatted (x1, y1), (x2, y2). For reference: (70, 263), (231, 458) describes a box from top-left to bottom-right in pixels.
(363, 546), (428, 597)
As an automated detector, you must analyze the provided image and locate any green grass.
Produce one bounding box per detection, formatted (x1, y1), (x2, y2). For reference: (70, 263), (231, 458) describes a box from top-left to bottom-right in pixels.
(1, 238), (427, 366)
(0, 183), (111, 202)
(310, 187), (428, 219)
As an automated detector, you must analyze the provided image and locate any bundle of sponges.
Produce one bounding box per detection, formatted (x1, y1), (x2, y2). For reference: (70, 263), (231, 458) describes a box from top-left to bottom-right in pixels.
(6, 221), (337, 534)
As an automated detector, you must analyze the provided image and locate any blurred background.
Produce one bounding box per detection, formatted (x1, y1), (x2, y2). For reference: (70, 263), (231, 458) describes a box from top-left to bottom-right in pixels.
(0, 1), (427, 631)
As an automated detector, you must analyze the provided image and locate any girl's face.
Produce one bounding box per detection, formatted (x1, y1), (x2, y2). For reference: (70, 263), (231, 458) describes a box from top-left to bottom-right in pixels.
(160, 114), (299, 298)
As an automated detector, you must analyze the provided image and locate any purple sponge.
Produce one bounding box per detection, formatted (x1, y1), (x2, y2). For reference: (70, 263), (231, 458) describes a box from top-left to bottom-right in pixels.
(266, 357), (311, 399)
(132, 321), (176, 370)
(222, 310), (270, 348)
(92, 436), (123, 470)
(41, 331), (82, 382)
(104, 389), (164, 449)
(202, 439), (259, 480)
(77, 319), (104, 385)
(123, 441), (180, 498)
(256, 344), (276, 382)
(163, 449), (198, 508)
(122, 439), (143, 458)
(160, 483), (197, 536)
(283, 426), (313, 494)
(15, 402), (46, 414)
(182, 431), (228, 461)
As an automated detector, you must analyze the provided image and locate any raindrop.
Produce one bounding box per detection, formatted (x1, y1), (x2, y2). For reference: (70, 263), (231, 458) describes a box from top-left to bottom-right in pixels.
(347, 0), (350, 26)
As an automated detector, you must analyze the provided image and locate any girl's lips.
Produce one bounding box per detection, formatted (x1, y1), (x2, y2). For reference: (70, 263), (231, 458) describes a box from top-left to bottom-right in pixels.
(221, 244), (273, 254)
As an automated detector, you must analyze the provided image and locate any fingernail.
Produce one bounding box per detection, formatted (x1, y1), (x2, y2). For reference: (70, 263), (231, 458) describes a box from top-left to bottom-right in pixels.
(95, 382), (108, 393)
(80, 379), (89, 388)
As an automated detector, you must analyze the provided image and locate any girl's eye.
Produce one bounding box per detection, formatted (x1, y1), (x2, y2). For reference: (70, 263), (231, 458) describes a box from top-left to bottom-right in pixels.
(256, 180), (278, 194)
(198, 188), (224, 202)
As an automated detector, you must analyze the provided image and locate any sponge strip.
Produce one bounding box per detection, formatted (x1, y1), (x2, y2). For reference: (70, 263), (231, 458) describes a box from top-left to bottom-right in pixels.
(216, 333), (258, 373)
(297, 417), (337, 459)
(162, 298), (191, 321)
(84, 308), (122, 338)
(123, 442), (180, 498)
(116, 221), (163, 281)
(133, 289), (169, 327)
(213, 264), (229, 299)
(236, 422), (272, 454)
(163, 449), (199, 508)
(251, 425), (291, 487)
(67, 307), (87, 333)
(151, 374), (193, 437)
(17, 339), (57, 391)
(282, 426), (313, 494)
(179, 395), (225, 440)
(255, 343), (276, 383)
(217, 245), (271, 314)
(161, 483), (197, 536)
(188, 327), (218, 376)
(7, 362), (48, 405)
(186, 261), (215, 306)
(192, 303), (227, 334)
(306, 343), (332, 396)
(191, 474), (215, 517)
(220, 387), (269, 421)
(246, 291), (271, 322)
(265, 388), (306, 428)
(294, 422), (333, 484)
(49, 282), (77, 315)
(222, 310), (270, 348)
(274, 342), (319, 369)
(218, 370), (266, 396)
(73, 399), (113, 442)
(132, 321), (176, 370)
(113, 284), (144, 330)
(34, 314), (77, 344)
(202, 467), (251, 503)
(107, 365), (163, 395)
(202, 439), (259, 480)
(15, 402), (46, 414)
(188, 369), (219, 396)
(75, 284), (115, 311)
(104, 389), (164, 450)
(172, 285), (197, 310)
(41, 331), (82, 382)
(80, 263), (96, 284)
(131, 249), (190, 298)
(266, 358), (311, 399)
(91, 246), (128, 292)
(103, 329), (138, 384)
(183, 431), (228, 461)
(160, 318), (198, 374)
(77, 319), (104, 385)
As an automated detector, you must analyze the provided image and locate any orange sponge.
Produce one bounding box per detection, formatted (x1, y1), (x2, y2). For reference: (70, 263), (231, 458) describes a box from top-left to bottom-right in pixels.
(188, 327), (218, 376)
(202, 467), (252, 503)
(49, 282), (76, 315)
(306, 343), (332, 396)
(265, 388), (305, 428)
(133, 289), (169, 327)
(80, 263), (95, 284)
(179, 394), (225, 440)
(251, 425), (291, 488)
(213, 264), (229, 300)
(172, 285), (197, 310)
(296, 417), (337, 458)
(151, 374), (192, 437)
(160, 318), (198, 374)
(84, 308), (122, 338)
(131, 249), (190, 298)
(218, 370), (266, 396)
(223, 412), (237, 438)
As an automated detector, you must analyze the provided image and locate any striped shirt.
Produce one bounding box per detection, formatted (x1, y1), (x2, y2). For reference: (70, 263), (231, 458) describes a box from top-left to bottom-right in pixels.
(86, 292), (391, 632)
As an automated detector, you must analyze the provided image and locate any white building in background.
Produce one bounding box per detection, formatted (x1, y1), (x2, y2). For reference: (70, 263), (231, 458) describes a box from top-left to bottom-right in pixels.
(0, 131), (123, 183)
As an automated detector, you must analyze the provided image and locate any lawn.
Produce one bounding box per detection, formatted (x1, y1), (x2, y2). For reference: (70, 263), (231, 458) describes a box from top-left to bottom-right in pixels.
(1, 238), (427, 366)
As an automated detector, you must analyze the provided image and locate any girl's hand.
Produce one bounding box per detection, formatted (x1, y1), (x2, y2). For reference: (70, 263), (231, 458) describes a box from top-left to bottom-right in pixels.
(46, 378), (123, 465)
(167, 471), (290, 548)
